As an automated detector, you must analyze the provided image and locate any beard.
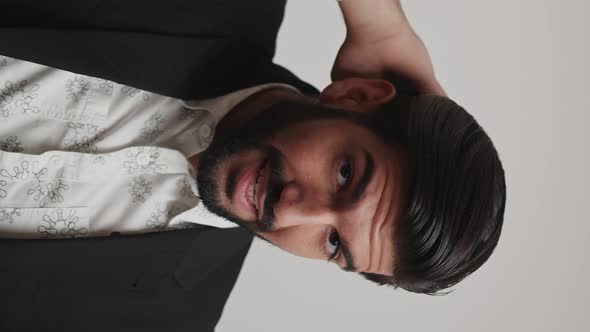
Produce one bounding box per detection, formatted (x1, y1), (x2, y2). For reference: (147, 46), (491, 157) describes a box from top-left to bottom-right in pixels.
(196, 134), (285, 234)
(195, 99), (359, 234)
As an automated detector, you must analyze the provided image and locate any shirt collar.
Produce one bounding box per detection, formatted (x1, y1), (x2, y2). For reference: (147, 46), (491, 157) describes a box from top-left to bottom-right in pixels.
(182, 83), (301, 123)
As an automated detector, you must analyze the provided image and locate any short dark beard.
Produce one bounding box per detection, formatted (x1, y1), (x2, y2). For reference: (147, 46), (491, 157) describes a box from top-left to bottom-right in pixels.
(196, 136), (258, 232)
(196, 134), (286, 234)
(195, 99), (377, 234)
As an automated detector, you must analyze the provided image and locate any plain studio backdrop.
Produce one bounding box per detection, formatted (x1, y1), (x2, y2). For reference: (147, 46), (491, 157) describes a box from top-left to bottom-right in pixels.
(217, 1), (589, 331)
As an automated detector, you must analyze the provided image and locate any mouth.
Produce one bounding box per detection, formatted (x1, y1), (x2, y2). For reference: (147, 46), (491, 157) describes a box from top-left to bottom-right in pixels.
(233, 158), (268, 223)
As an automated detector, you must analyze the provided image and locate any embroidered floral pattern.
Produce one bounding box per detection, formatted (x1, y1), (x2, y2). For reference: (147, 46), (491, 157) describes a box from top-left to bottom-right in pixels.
(0, 136), (24, 152)
(142, 112), (165, 142)
(0, 160), (40, 181)
(0, 80), (41, 118)
(128, 175), (153, 203)
(92, 155), (106, 165)
(145, 202), (188, 231)
(96, 79), (114, 96)
(0, 160), (70, 207)
(0, 179), (7, 198)
(176, 176), (197, 199)
(122, 147), (167, 174)
(121, 86), (151, 101)
(27, 178), (69, 208)
(64, 122), (104, 153)
(146, 204), (168, 231)
(65, 76), (90, 102)
(38, 208), (88, 238)
(0, 208), (21, 224)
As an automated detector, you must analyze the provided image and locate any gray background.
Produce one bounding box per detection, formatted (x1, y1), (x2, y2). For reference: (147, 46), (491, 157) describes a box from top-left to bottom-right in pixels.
(218, 1), (590, 331)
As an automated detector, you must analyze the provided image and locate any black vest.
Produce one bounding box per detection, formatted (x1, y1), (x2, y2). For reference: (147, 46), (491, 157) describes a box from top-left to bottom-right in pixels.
(0, 1), (318, 330)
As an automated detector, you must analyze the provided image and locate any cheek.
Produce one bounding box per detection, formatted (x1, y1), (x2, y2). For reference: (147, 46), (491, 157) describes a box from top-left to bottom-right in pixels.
(267, 131), (320, 156)
(264, 126), (338, 171)
(262, 226), (326, 261)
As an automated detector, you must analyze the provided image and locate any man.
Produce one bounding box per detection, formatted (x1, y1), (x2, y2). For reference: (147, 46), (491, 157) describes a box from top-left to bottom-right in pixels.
(0, 0), (505, 331)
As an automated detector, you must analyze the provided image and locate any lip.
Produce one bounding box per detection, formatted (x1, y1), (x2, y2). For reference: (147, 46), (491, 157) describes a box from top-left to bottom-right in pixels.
(234, 160), (266, 217)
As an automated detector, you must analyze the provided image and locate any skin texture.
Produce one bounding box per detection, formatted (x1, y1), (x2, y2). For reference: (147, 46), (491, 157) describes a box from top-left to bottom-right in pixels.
(334, 0), (446, 95)
(191, 78), (411, 276)
(188, 1), (445, 277)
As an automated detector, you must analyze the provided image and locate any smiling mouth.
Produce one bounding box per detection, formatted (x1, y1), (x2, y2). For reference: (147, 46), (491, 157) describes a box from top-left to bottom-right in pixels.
(248, 160), (268, 216)
(234, 158), (268, 222)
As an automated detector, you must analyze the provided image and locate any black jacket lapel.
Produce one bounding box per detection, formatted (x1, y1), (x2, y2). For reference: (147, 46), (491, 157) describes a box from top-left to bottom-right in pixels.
(0, 1), (316, 329)
(174, 226), (253, 290)
(0, 227), (251, 292)
(0, 0), (318, 99)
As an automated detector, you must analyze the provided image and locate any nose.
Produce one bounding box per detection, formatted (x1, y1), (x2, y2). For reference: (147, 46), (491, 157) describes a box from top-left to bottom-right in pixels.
(272, 181), (338, 229)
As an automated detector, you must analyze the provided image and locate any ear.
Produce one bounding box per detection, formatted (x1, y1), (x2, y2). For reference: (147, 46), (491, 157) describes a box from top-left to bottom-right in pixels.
(319, 78), (397, 112)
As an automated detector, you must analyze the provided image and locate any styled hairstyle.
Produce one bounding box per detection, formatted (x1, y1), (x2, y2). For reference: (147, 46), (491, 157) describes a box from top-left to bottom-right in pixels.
(361, 94), (506, 295)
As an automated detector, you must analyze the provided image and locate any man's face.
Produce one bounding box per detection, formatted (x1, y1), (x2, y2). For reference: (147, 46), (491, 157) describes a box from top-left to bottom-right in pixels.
(197, 81), (409, 276)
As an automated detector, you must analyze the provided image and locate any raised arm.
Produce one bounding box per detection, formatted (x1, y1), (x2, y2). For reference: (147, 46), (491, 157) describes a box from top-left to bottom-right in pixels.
(332, 0), (446, 95)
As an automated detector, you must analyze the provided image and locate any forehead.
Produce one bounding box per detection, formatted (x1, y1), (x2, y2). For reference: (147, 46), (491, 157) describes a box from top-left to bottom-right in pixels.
(271, 116), (409, 275)
(366, 143), (410, 275)
(244, 99), (368, 139)
(271, 115), (378, 145)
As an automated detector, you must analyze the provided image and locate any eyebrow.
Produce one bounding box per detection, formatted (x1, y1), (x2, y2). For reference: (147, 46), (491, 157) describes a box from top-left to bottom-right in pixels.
(341, 243), (356, 272)
(341, 149), (375, 272)
(352, 149), (375, 204)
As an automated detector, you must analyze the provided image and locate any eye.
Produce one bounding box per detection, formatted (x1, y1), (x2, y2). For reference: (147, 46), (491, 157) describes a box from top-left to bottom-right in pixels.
(325, 229), (341, 261)
(336, 161), (353, 190)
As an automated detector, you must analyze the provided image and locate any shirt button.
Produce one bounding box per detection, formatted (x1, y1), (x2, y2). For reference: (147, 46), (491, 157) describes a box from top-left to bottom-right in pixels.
(199, 124), (212, 138)
(136, 153), (150, 166)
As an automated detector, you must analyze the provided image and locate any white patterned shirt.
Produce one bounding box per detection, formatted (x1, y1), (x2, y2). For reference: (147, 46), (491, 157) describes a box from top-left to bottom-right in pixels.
(0, 55), (299, 238)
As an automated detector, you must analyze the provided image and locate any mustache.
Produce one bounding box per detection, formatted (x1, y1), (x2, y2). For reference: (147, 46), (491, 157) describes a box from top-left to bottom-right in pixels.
(258, 147), (285, 233)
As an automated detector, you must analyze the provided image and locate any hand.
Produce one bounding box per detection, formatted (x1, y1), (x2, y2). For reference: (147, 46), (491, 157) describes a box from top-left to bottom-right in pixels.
(331, 21), (446, 96)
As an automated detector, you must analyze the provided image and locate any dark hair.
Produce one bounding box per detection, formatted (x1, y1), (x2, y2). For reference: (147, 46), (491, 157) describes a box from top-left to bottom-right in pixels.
(361, 94), (506, 295)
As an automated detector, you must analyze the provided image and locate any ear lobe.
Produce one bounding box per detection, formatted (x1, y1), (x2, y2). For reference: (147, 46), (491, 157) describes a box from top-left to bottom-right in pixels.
(319, 78), (397, 112)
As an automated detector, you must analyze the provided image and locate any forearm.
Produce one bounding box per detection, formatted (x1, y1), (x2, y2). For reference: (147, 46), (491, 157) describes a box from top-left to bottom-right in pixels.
(335, 0), (445, 95)
(338, 0), (410, 41)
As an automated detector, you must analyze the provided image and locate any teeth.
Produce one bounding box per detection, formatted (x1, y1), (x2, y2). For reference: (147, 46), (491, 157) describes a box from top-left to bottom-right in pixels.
(249, 162), (265, 214)
(248, 184), (255, 208)
(253, 167), (263, 211)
